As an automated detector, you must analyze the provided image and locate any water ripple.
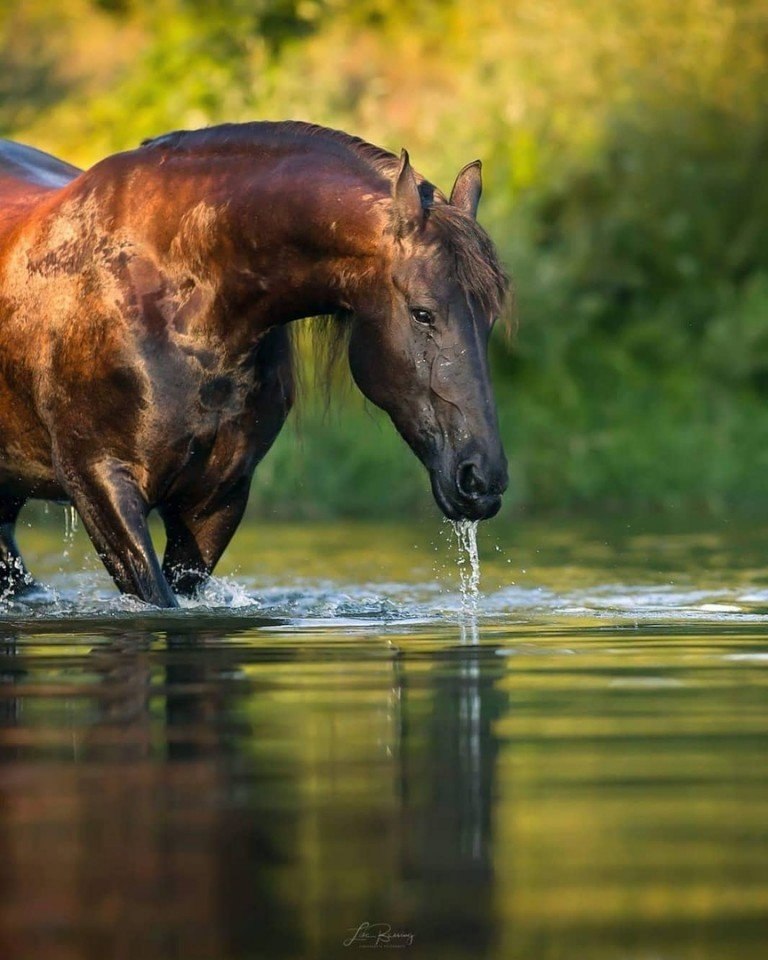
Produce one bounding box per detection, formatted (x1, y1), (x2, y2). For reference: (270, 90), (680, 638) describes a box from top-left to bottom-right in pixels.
(3, 569), (768, 630)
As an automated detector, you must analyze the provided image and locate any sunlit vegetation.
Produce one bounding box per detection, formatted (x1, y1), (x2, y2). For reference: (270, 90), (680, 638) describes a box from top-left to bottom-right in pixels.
(3, 0), (767, 516)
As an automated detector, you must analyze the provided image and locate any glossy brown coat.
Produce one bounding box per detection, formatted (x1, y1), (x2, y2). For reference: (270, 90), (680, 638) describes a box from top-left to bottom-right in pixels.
(0, 123), (508, 607)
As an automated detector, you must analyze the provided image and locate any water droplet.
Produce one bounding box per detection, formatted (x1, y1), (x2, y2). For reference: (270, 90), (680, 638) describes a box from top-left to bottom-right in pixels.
(63, 505), (78, 551)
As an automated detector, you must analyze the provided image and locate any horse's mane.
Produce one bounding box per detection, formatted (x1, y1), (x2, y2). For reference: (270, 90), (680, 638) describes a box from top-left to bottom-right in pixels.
(142, 120), (401, 180)
(141, 122), (510, 388)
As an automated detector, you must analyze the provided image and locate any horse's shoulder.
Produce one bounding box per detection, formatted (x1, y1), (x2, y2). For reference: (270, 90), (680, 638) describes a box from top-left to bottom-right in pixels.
(0, 140), (81, 190)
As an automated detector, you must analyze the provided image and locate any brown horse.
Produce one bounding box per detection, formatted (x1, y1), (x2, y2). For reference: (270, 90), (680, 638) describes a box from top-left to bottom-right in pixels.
(0, 122), (508, 608)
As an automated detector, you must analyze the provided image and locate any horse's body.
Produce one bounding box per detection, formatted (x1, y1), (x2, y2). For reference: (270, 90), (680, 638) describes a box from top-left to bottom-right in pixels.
(0, 122), (508, 607)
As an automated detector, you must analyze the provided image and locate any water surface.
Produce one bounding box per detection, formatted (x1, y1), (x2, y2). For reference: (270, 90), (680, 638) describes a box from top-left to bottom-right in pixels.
(1, 512), (768, 959)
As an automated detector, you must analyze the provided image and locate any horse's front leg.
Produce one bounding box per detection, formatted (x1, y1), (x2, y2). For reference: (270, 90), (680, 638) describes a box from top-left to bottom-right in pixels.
(0, 496), (35, 597)
(160, 476), (252, 598)
(59, 456), (177, 608)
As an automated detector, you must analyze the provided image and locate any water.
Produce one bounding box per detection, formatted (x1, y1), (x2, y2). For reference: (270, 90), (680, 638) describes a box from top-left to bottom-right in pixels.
(2, 512), (768, 959)
(450, 518), (481, 611)
(62, 504), (78, 559)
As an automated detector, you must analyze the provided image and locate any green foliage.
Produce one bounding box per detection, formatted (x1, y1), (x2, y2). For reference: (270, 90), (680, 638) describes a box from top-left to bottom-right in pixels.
(2, 0), (768, 515)
(249, 398), (432, 520)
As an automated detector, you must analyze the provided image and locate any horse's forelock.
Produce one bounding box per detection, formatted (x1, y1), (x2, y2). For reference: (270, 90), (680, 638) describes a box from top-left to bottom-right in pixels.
(426, 204), (511, 329)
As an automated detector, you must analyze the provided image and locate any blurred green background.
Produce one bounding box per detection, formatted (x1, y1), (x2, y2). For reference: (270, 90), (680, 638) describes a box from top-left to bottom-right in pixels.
(3, 0), (768, 519)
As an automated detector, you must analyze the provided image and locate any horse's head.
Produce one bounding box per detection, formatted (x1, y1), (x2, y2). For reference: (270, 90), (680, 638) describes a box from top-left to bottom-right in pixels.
(347, 151), (509, 521)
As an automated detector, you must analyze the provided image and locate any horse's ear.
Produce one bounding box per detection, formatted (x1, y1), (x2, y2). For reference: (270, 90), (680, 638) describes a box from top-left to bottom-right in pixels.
(393, 149), (424, 235)
(450, 160), (483, 218)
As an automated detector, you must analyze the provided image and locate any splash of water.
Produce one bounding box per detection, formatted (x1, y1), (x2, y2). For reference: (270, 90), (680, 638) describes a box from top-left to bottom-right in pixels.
(63, 506), (78, 557)
(451, 519), (481, 612)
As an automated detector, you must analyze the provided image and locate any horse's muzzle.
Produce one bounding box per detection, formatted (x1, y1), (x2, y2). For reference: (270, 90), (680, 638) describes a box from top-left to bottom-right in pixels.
(430, 456), (507, 522)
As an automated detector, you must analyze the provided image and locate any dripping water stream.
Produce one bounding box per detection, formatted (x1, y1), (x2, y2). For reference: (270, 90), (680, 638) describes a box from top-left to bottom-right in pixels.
(62, 505), (78, 558)
(451, 518), (481, 613)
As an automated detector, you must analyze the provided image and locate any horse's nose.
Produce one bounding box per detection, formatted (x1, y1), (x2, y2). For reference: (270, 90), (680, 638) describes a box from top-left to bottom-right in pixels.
(457, 459), (490, 499)
(455, 457), (508, 520)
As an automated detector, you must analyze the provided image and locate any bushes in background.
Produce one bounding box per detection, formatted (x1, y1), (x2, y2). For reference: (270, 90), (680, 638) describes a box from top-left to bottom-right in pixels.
(2, 0), (767, 515)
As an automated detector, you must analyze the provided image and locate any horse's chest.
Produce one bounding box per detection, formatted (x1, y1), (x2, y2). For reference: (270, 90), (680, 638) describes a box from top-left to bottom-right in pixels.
(148, 343), (250, 425)
(184, 373), (253, 457)
(197, 373), (241, 415)
(148, 361), (257, 487)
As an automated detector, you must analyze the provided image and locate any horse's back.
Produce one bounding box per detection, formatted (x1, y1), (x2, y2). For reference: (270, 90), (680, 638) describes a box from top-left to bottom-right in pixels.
(0, 140), (81, 244)
(0, 139), (81, 191)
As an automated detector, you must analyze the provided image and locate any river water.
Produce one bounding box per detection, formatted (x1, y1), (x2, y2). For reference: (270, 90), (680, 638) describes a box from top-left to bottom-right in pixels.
(1, 511), (767, 959)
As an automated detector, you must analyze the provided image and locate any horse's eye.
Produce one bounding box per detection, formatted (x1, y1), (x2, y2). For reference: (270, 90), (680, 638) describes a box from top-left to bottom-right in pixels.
(410, 307), (434, 326)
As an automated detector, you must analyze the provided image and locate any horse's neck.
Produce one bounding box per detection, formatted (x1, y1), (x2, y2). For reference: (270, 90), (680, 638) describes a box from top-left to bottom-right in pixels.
(130, 151), (387, 328)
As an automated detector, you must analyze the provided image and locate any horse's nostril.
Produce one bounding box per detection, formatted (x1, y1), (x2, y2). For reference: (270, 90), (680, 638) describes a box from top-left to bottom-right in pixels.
(457, 460), (487, 499)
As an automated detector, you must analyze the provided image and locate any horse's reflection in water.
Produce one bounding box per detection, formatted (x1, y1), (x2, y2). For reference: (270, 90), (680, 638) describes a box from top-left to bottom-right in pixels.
(0, 627), (300, 960)
(393, 641), (506, 956)
(84, 629), (304, 960)
(0, 626), (507, 959)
